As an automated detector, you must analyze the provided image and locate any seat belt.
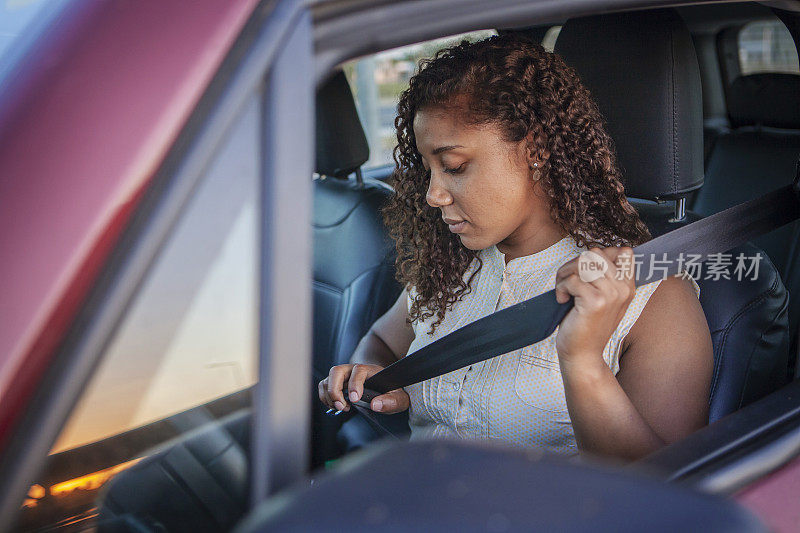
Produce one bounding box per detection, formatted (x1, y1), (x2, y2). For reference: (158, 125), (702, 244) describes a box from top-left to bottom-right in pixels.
(341, 159), (800, 432)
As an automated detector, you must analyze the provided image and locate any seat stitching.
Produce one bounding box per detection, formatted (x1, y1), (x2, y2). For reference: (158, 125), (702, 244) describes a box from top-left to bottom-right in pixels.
(333, 266), (386, 360)
(709, 282), (774, 401)
(735, 277), (789, 409)
(313, 280), (343, 296)
(708, 272), (780, 403)
(313, 187), (389, 229)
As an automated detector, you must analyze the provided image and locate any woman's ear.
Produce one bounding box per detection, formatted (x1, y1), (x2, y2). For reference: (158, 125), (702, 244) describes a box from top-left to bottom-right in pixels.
(524, 133), (537, 167)
(525, 148), (543, 173)
(526, 125), (551, 164)
(525, 130), (548, 166)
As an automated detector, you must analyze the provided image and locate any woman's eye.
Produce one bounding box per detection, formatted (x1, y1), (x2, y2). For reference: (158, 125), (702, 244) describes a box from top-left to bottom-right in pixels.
(444, 163), (466, 174)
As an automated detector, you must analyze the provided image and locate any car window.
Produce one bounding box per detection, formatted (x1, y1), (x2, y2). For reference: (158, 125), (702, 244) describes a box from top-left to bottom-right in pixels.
(342, 30), (496, 170)
(542, 25), (562, 52)
(738, 19), (799, 75)
(16, 94), (260, 531)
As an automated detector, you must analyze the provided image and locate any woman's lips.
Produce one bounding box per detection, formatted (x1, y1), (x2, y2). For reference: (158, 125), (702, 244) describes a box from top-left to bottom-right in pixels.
(445, 220), (468, 233)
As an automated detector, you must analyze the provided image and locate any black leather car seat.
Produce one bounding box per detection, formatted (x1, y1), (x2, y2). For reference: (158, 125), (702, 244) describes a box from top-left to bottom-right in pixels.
(311, 69), (406, 466)
(554, 8), (790, 421)
(690, 73), (800, 362)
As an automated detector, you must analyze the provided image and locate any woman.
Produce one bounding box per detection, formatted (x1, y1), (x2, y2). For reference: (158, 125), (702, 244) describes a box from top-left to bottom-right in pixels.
(319, 34), (713, 461)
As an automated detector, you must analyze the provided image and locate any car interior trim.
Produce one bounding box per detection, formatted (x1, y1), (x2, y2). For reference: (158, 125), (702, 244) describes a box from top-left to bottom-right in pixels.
(251, 1), (315, 503)
(312, 0), (747, 87)
(639, 379), (800, 491)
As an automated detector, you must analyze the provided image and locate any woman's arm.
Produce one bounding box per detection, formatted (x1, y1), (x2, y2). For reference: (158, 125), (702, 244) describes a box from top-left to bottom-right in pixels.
(615, 276), (713, 444)
(351, 286), (416, 367)
(555, 248), (713, 461)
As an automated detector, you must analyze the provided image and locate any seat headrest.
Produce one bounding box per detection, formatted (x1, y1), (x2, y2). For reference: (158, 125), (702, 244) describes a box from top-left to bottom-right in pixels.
(316, 69), (370, 178)
(554, 8), (704, 201)
(728, 73), (800, 130)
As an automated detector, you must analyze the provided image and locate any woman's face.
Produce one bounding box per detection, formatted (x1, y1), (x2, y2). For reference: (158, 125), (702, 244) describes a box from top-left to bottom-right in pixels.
(413, 105), (562, 257)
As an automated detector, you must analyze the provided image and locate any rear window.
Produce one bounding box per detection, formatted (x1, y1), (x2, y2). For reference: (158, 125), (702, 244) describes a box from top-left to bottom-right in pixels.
(542, 25), (561, 52)
(343, 30), (496, 169)
(738, 20), (799, 75)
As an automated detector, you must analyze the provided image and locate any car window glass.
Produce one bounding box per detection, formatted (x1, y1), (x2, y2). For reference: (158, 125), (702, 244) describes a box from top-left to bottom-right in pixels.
(542, 25), (562, 52)
(738, 19), (799, 75)
(343, 30), (496, 169)
(16, 94), (260, 531)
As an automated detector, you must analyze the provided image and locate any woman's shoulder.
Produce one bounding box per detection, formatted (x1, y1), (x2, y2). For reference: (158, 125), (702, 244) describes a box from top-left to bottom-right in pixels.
(639, 274), (701, 315)
(653, 274), (701, 301)
(624, 274), (705, 349)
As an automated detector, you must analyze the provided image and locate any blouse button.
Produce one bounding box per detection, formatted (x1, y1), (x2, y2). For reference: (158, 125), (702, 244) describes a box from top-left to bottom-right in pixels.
(453, 382), (461, 391)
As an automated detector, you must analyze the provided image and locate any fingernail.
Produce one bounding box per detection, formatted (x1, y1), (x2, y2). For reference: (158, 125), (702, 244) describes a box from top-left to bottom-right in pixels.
(373, 399), (383, 411)
(349, 391), (359, 402)
(334, 401), (344, 410)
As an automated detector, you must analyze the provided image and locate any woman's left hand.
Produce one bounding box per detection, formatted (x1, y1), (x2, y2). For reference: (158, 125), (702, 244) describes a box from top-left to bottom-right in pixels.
(554, 246), (636, 369)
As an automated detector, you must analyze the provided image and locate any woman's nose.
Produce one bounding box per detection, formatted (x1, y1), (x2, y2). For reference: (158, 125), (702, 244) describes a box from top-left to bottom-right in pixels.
(425, 172), (453, 208)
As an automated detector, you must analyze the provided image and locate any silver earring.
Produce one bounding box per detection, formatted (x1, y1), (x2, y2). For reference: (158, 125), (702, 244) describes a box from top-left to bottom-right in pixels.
(531, 162), (541, 181)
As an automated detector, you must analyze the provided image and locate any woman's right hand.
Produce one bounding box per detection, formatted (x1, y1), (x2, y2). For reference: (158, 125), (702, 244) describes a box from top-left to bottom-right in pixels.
(318, 363), (410, 414)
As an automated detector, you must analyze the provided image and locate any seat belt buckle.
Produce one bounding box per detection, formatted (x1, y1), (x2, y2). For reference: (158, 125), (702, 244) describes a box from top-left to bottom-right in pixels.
(326, 388), (382, 416)
(352, 388), (381, 410)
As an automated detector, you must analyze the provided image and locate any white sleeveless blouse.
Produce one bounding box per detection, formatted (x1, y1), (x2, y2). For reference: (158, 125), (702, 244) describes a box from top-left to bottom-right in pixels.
(404, 235), (701, 455)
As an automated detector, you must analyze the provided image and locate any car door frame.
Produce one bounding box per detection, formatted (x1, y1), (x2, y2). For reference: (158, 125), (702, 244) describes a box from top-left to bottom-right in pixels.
(0, 0), (315, 524)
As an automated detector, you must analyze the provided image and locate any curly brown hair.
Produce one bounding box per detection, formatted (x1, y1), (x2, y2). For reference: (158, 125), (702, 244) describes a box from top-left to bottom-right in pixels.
(383, 33), (651, 335)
